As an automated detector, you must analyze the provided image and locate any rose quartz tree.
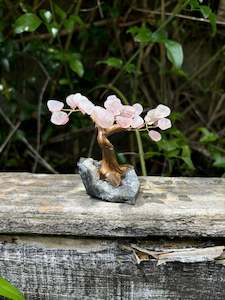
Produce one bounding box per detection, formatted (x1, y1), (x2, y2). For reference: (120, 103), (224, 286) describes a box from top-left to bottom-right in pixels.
(47, 93), (171, 187)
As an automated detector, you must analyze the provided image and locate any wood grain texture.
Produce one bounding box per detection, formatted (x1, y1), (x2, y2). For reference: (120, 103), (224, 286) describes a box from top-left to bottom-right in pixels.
(0, 236), (225, 300)
(0, 172), (224, 237)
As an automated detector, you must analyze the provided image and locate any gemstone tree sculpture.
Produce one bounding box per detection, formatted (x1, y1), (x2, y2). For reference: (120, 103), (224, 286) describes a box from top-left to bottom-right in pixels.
(47, 93), (171, 204)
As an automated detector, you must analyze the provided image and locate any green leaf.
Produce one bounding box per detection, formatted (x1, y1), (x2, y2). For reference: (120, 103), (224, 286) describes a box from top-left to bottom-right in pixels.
(189, 0), (200, 10)
(124, 63), (136, 74)
(189, 1), (217, 35)
(170, 66), (188, 77)
(181, 145), (195, 170)
(117, 153), (127, 164)
(208, 11), (217, 36)
(200, 5), (211, 18)
(212, 153), (225, 168)
(19, 2), (32, 13)
(127, 26), (152, 43)
(200, 6), (217, 35)
(165, 40), (183, 68)
(145, 151), (161, 159)
(0, 277), (25, 300)
(167, 149), (180, 158)
(157, 139), (179, 152)
(199, 127), (218, 143)
(67, 54), (84, 77)
(99, 57), (123, 69)
(59, 78), (71, 85)
(46, 22), (59, 38)
(64, 15), (83, 32)
(151, 31), (167, 43)
(39, 10), (52, 24)
(54, 4), (66, 20)
(14, 13), (42, 34)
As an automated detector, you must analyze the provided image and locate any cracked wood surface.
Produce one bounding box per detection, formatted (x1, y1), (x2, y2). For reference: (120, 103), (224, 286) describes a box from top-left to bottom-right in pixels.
(0, 236), (225, 300)
(0, 172), (224, 237)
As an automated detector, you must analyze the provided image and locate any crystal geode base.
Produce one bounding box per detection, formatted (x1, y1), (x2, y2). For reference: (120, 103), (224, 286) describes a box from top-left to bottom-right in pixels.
(77, 157), (140, 205)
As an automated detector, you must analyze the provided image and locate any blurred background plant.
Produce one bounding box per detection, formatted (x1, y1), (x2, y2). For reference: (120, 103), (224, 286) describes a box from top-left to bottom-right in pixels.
(0, 0), (224, 177)
(0, 277), (25, 300)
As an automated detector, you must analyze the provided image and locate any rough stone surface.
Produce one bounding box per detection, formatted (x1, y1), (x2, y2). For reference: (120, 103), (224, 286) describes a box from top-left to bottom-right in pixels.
(77, 157), (140, 204)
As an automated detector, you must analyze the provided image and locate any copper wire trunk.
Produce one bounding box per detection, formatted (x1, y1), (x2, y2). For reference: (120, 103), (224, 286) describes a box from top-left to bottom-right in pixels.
(97, 127), (129, 187)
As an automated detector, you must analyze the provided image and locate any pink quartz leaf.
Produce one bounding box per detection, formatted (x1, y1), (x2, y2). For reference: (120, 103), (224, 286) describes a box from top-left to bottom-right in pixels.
(144, 109), (158, 125)
(133, 103), (143, 115)
(115, 116), (132, 128)
(155, 104), (171, 118)
(91, 106), (114, 128)
(66, 93), (82, 109)
(78, 96), (95, 115)
(47, 100), (64, 112)
(50, 111), (69, 125)
(131, 115), (144, 128)
(104, 95), (123, 116)
(121, 105), (135, 118)
(148, 130), (161, 142)
(157, 118), (172, 130)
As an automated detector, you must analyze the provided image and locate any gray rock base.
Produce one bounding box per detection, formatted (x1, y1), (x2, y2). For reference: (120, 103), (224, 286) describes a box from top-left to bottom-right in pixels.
(77, 157), (140, 205)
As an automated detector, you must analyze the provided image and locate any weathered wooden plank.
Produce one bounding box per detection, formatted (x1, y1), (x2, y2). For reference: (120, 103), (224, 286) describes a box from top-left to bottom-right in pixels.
(0, 235), (225, 299)
(0, 173), (224, 237)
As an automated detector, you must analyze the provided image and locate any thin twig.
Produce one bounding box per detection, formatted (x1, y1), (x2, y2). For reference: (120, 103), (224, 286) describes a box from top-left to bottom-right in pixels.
(132, 41), (147, 176)
(160, 0), (166, 103)
(133, 7), (225, 26)
(88, 131), (97, 158)
(0, 107), (57, 174)
(0, 121), (21, 154)
(97, 0), (104, 18)
(177, 44), (225, 92)
(208, 94), (225, 126)
(32, 58), (50, 173)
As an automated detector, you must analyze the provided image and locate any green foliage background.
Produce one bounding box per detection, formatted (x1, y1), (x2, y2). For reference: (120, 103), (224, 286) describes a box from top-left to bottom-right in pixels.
(0, 0), (224, 177)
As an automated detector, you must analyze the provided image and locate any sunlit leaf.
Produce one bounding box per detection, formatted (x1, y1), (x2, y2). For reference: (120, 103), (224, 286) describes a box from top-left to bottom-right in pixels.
(14, 13), (42, 33)
(165, 40), (183, 68)
(0, 277), (25, 300)
(39, 10), (52, 24)
(47, 22), (59, 38)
